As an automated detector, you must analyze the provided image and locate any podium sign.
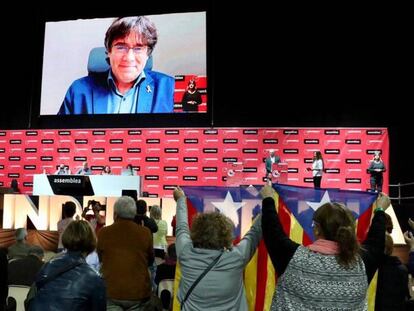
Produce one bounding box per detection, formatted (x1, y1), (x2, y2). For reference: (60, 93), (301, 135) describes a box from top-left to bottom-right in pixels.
(271, 162), (288, 184)
(225, 162), (244, 186)
(47, 175), (94, 196)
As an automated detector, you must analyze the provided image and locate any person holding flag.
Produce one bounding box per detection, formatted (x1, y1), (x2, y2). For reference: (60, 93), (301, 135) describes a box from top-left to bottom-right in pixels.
(173, 186), (262, 311)
(261, 185), (390, 310)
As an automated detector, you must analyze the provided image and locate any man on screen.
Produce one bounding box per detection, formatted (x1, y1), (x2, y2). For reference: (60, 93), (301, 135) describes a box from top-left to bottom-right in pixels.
(58, 16), (174, 115)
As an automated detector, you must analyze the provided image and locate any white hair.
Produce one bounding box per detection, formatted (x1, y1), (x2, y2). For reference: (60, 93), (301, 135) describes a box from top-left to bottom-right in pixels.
(114, 196), (137, 219)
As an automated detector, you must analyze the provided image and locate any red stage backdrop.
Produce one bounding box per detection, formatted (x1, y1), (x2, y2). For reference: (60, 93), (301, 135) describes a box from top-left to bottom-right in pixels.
(0, 128), (388, 197)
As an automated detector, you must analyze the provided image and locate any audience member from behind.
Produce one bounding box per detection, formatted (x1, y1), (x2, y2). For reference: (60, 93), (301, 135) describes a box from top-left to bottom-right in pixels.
(150, 205), (168, 259)
(0, 248), (7, 309)
(155, 243), (177, 286)
(375, 234), (409, 311)
(368, 151), (386, 192)
(384, 213), (393, 234)
(134, 199), (158, 233)
(29, 220), (106, 311)
(262, 186), (390, 310)
(82, 200), (105, 234)
(7, 228), (31, 260)
(174, 187), (262, 311)
(97, 196), (154, 310)
(8, 245), (44, 286)
(57, 201), (77, 252)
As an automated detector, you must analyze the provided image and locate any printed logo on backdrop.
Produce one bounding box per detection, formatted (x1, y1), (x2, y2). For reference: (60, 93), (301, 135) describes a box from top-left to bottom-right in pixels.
(92, 148), (105, 153)
(8, 156), (21, 161)
(304, 158), (313, 163)
(304, 139), (319, 144)
(324, 149), (340, 154)
(0, 148), (6, 153)
(74, 139), (88, 144)
(23, 182), (33, 187)
(288, 168), (299, 173)
(242, 148), (257, 154)
(146, 139), (160, 144)
(127, 148), (141, 153)
(284, 130), (299, 135)
(128, 130), (142, 135)
(25, 131), (39, 136)
(183, 176), (197, 181)
(164, 167), (178, 172)
(165, 130), (179, 135)
(243, 167), (257, 173)
(304, 177), (314, 183)
(183, 157), (198, 162)
(243, 129), (258, 135)
(283, 149), (299, 154)
(110, 139), (124, 144)
(324, 130), (340, 135)
(203, 129), (218, 135)
(25, 148), (37, 153)
(366, 130), (382, 135)
(58, 131), (71, 135)
(202, 167), (218, 172)
(345, 139), (361, 144)
(92, 130), (105, 135)
(367, 150), (382, 155)
(145, 157), (160, 162)
(9, 140), (22, 144)
(223, 139), (238, 144)
(325, 168), (340, 174)
(184, 139), (198, 144)
(0, 165), (4, 169)
(163, 185), (176, 190)
(109, 157), (123, 162)
(0, 131), (6, 136)
(24, 165), (36, 170)
(346, 178), (362, 183)
(346, 159), (362, 164)
(41, 156), (53, 161)
(145, 175), (159, 180)
(164, 148), (179, 153)
(8, 173), (20, 178)
(73, 157), (87, 161)
(57, 148), (70, 153)
(263, 138), (278, 144)
(203, 148), (218, 153)
(222, 158), (238, 163)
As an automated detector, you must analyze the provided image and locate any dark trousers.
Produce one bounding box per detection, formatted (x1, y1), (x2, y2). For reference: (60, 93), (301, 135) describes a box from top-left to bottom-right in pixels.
(313, 176), (322, 189)
(370, 176), (383, 192)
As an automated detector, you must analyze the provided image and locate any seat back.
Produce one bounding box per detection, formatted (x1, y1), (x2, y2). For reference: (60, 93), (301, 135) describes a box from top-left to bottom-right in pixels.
(8, 285), (30, 311)
(87, 47), (153, 75)
(157, 278), (174, 310)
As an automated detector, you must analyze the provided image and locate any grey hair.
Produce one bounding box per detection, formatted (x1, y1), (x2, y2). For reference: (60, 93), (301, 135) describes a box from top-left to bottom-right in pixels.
(15, 228), (27, 241)
(114, 196), (137, 219)
(150, 205), (161, 220)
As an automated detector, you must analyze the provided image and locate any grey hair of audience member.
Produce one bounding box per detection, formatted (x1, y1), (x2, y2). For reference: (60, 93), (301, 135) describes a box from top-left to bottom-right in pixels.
(15, 228), (27, 241)
(28, 245), (44, 258)
(114, 196), (137, 219)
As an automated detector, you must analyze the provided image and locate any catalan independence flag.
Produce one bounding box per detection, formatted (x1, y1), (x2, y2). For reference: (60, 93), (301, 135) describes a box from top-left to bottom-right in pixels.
(172, 184), (379, 311)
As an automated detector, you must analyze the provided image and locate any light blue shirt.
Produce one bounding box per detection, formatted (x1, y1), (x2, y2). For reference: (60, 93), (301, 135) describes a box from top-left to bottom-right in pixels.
(106, 71), (146, 113)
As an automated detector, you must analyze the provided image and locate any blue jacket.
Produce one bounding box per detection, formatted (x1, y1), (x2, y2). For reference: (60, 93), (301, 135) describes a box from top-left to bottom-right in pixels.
(58, 70), (174, 114)
(29, 252), (106, 311)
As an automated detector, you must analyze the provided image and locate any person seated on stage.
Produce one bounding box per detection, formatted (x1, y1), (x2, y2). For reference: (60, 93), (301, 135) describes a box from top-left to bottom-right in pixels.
(54, 163), (71, 175)
(76, 161), (92, 175)
(101, 165), (112, 175)
(7, 228), (31, 260)
(8, 245), (44, 286)
(121, 163), (136, 176)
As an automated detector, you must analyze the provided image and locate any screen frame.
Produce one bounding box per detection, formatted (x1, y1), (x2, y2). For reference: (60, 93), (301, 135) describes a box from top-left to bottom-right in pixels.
(30, 4), (213, 129)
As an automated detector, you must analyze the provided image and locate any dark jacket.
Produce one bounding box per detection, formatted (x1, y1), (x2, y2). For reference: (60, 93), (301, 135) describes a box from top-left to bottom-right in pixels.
(134, 215), (158, 233)
(29, 252), (106, 311)
(8, 255), (44, 286)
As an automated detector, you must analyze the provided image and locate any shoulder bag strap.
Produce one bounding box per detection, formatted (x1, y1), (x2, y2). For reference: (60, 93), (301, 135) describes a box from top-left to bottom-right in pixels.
(181, 251), (223, 309)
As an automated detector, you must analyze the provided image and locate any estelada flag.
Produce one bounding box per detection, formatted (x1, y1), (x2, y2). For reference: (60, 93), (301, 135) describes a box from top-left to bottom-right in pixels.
(172, 184), (379, 311)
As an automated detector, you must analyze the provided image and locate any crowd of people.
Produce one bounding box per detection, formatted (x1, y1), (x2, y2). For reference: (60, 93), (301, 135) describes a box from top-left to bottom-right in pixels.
(2, 182), (414, 310)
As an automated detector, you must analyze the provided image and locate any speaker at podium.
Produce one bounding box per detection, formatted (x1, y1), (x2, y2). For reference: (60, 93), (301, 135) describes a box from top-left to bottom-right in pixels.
(271, 162), (288, 184)
(224, 162), (244, 186)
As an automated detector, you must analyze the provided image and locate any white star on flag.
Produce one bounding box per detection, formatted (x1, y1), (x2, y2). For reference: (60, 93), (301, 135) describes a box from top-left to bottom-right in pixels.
(306, 191), (332, 211)
(212, 191), (245, 227)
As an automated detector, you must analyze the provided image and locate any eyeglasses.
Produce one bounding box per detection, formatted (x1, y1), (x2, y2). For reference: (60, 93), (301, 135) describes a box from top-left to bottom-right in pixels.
(112, 44), (148, 55)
